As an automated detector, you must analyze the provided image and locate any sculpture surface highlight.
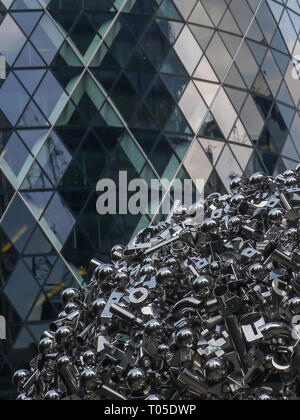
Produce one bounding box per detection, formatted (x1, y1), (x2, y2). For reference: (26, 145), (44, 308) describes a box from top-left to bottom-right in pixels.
(13, 167), (300, 400)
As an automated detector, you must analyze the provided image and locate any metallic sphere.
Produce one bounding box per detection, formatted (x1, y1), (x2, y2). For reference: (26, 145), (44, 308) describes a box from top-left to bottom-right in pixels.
(127, 368), (147, 392)
(55, 326), (73, 346)
(230, 176), (244, 191)
(228, 216), (242, 232)
(91, 298), (106, 317)
(268, 208), (284, 223)
(38, 337), (53, 356)
(61, 288), (80, 306)
(80, 369), (98, 391)
(140, 264), (156, 277)
(156, 267), (173, 285)
(82, 350), (97, 368)
(145, 319), (162, 337)
(193, 276), (212, 298)
(201, 218), (218, 234)
(111, 245), (124, 261)
(145, 394), (161, 400)
(12, 370), (30, 391)
(204, 359), (227, 385)
(57, 355), (71, 370)
(248, 263), (266, 281)
(65, 302), (78, 314)
(230, 193), (246, 208)
(44, 390), (60, 400)
(249, 172), (267, 187)
(176, 328), (194, 348)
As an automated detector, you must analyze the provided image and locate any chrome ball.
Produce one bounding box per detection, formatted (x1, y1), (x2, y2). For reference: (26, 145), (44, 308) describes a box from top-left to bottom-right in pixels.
(91, 298), (106, 317)
(65, 302), (78, 315)
(206, 193), (221, 205)
(248, 263), (266, 281)
(57, 355), (71, 370)
(209, 261), (221, 276)
(193, 276), (212, 298)
(115, 272), (129, 283)
(249, 172), (267, 187)
(176, 328), (194, 348)
(283, 169), (295, 178)
(285, 176), (297, 187)
(80, 369), (98, 391)
(12, 370), (30, 391)
(55, 326), (72, 346)
(140, 264), (156, 277)
(57, 310), (67, 320)
(228, 216), (242, 232)
(44, 390), (60, 400)
(156, 267), (173, 286)
(204, 359), (227, 385)
(127, 368), (147, 392)
(61, 288), (80, 306)
(157, 344), (169, 357)
(165, 257), (180, 270)
(145, 319), (162, 338)
(96, 264), (114, 281)
(111, 245), (124, 261)
(256, 392), (273, 401)
(230, 193), (246, 208)
(145, 394), (161, 400)
(268, 208), (284, 223)
(16, 393), (31, 400)
(38, 337), (53, 356)
(201, 218), (218, 234)
(82, 350), (97, 368)
(230, 176), (243, 191)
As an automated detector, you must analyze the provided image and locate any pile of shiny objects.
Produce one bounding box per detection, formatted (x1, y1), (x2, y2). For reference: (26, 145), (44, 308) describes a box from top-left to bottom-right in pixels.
(13, 168), (300, 400)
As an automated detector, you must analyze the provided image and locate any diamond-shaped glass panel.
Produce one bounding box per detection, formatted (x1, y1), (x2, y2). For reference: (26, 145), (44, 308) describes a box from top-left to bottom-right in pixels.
(0, 14), (26, 65)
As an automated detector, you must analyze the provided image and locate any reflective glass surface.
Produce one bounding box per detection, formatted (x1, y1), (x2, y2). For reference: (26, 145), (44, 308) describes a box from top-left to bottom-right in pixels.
(0, 0), (300, 399)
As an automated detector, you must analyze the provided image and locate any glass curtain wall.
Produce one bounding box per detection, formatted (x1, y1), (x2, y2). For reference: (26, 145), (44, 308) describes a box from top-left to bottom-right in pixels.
(0, 0), (300, 398)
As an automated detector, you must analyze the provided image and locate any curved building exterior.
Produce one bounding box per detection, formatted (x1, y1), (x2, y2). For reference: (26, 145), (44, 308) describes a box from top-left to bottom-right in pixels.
(0, 0), (300, 397)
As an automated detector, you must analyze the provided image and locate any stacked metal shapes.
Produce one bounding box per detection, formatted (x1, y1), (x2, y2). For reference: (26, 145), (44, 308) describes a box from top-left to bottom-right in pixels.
(13, 167), (300, 400)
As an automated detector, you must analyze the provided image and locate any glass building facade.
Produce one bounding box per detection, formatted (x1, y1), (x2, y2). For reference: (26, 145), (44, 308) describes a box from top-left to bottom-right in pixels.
(0, 0), (300, 398)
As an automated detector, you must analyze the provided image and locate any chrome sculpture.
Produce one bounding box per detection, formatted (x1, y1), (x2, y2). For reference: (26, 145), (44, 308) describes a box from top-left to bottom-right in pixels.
(13, 166), (300, 400)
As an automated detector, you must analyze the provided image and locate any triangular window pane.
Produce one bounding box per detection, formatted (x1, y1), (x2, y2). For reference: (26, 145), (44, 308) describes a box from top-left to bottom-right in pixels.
(198, 137), (224, 166)
(219, 9), (241, 35)
(12, 11), (42, 36)
(18, 101), (50, 128)
(252, 71), (272, 97)
(20, 160), (53, 190)
(1, 195), (36, 253)
(155, 0), (182, 20)
(282, 134), (300, 161)
(198, 112), (225, 140)
(246, 39), (267, 65)
(201, 0), (226, 26)
(230, 144), (253, 170)
(173, 0), (197, 20)
(12, 0), (42, 9)
(15, 42), (45, 67)
(190, 25), (214, 52)
(21, 191), (53, 219)
(15, 69), (46, 95)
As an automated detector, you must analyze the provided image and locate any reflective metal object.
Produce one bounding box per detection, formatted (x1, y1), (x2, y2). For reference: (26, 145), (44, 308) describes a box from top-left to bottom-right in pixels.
(14, 167), (300, 400)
